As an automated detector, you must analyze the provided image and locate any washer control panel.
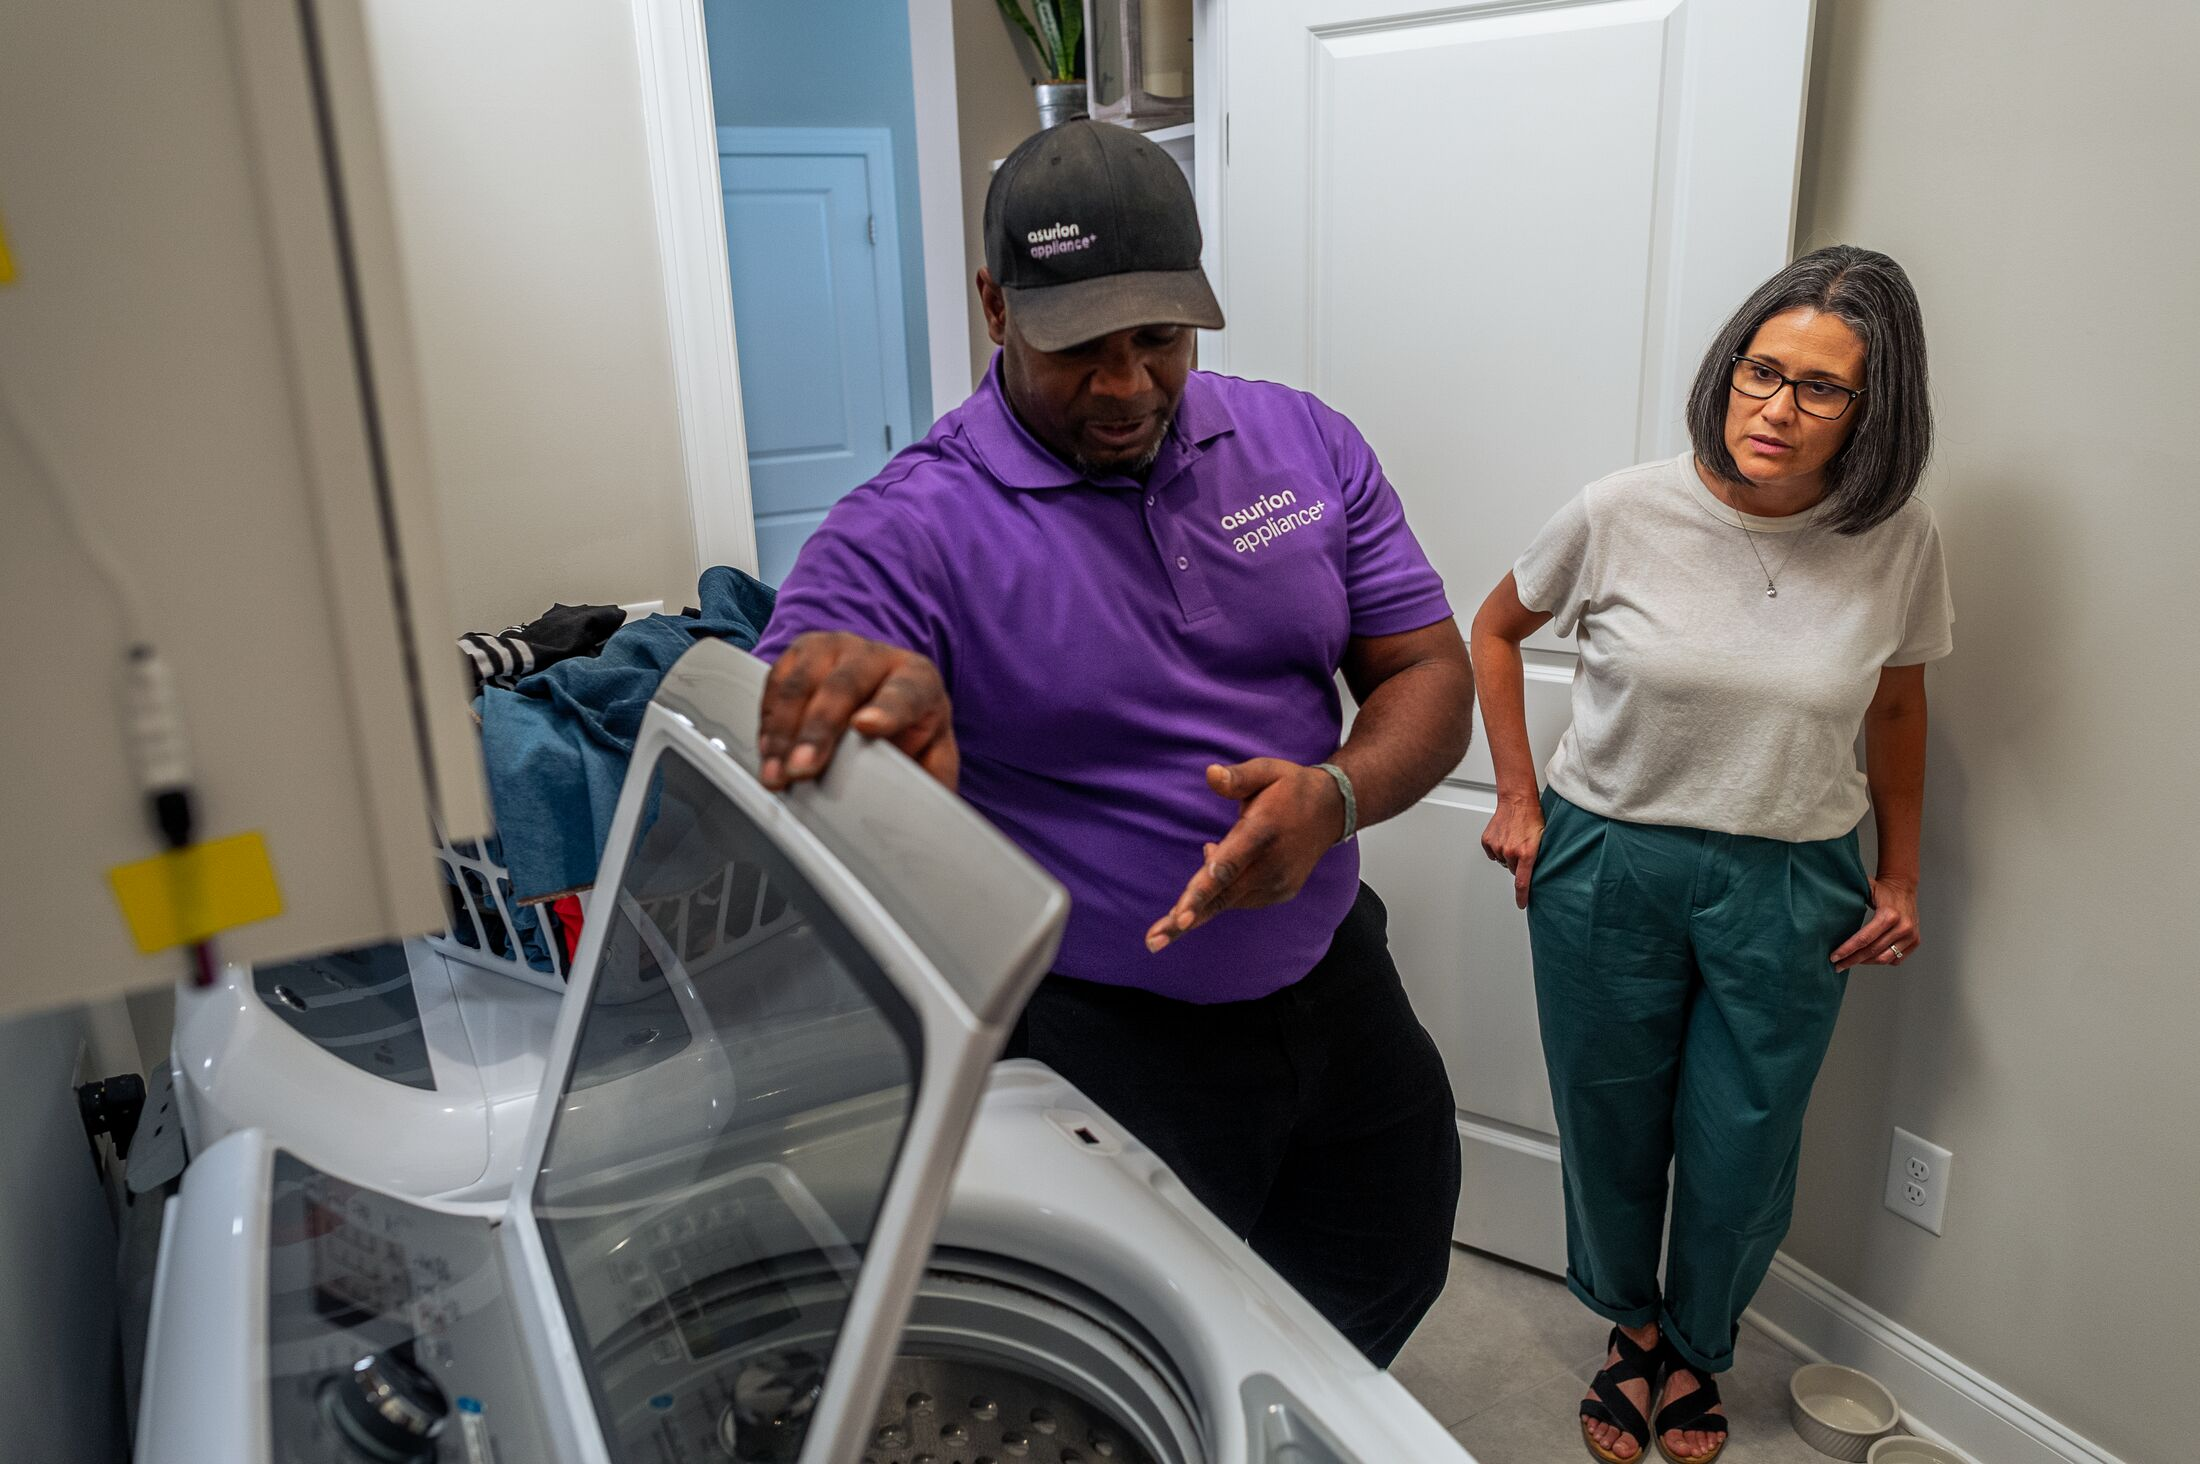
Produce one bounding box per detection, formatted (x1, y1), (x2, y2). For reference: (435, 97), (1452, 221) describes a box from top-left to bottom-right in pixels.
(266, 1153), (550, 1463)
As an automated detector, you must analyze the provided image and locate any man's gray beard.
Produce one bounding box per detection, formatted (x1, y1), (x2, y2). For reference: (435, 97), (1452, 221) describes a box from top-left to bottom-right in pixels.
(1071, 405), (1177, 480)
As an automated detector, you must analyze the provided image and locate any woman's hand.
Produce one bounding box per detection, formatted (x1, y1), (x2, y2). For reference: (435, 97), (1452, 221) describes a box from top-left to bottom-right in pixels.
(1480, 794), (1546, 910)
(1832, 875), (1920, 971)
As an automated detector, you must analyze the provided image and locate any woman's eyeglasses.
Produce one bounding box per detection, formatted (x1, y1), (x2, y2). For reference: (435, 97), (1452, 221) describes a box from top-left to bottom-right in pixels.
(1729, 355), (1865, 421)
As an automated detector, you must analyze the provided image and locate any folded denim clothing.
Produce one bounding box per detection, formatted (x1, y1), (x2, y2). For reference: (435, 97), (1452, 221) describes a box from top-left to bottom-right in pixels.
(477, 566), (775, 902)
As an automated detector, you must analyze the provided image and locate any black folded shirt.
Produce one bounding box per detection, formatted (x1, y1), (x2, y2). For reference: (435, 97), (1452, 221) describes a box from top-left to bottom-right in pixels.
(458, 602), (626, 694)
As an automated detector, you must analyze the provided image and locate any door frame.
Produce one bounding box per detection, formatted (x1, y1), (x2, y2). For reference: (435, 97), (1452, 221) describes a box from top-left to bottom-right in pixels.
(906, 1), (978, 413)
(1192, 0), (1230, 372)
(717, 124), (919, 471)
(628, 0), (971, 579)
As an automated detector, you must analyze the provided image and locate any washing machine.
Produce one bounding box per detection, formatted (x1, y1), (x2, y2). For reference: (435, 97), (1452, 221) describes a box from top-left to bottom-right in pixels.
(136, 641), (1478, 1464)
(169, 938), (562, 1202)
(170, 825), (807, 1203)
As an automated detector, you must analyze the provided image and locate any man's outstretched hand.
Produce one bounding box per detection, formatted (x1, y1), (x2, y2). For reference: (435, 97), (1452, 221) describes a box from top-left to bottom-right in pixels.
(757, 631), (958, 791)
(1145, 758), (1347, 953)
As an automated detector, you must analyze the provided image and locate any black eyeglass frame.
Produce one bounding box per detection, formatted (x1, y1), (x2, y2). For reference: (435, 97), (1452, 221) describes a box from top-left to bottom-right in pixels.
(1728, 354), (1867, 421)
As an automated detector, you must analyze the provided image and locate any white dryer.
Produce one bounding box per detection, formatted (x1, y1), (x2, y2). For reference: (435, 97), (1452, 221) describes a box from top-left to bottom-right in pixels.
(137, 642), (1477, 1464)
(171, 769), (827, 1203)
(171, 939), (562, 1202)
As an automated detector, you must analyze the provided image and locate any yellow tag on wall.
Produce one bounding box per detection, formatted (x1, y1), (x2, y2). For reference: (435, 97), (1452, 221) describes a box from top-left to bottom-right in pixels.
(108, 831), (285, 953)
(0, 207), (15, 286)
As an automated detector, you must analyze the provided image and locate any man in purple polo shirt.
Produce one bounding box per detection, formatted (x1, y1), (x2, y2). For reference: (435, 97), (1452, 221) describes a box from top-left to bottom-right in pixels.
(753, 121), (1472, 1365)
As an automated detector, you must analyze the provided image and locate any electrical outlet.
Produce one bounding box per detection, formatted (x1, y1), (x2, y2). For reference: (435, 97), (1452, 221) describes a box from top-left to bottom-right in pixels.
(1884, 1127), (1953, 1234)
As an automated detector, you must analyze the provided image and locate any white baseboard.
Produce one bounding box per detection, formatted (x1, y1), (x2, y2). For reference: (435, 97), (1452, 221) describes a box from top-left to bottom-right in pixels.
(1450, 1117), (1567, 1277)
(1745, 1252), (2127, 1464)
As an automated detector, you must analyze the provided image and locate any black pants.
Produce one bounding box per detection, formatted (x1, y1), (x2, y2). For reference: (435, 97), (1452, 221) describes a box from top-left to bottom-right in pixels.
(1003, 883), (1460, 1366)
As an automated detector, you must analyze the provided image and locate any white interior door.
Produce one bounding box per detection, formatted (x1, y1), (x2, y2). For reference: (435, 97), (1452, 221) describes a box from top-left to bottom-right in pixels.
(718, 127), (915, 585)
(1216, 0), (1814, 1272)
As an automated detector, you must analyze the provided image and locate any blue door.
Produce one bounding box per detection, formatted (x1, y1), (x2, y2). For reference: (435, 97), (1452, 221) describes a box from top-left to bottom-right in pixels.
(719, 133), (913, 585)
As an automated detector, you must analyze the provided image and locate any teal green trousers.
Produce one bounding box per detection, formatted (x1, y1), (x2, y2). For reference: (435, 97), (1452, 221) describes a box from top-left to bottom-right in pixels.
(1527, 790), (1869, 1374)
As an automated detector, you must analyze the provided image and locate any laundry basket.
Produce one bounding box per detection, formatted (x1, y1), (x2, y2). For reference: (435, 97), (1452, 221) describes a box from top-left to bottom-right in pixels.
(427, 826), (575, 991)
(425, 824), (806, 995)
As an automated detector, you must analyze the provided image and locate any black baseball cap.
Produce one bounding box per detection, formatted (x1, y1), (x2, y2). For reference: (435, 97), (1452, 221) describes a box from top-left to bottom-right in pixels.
(983, 120), (1225, 352)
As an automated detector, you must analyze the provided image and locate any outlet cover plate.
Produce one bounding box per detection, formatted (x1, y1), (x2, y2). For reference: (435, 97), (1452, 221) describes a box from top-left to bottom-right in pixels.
(1885, 1126), (1953, 1234)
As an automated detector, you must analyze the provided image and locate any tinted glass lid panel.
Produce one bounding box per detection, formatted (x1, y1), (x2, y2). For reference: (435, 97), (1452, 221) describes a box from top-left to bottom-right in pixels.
(253, 943), (434, 1092)
(532, 748), (923, 1464)
(265, 1151), (549, 1463)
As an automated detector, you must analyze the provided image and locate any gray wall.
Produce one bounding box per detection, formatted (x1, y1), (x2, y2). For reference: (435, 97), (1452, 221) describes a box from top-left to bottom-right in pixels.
(1785, 5), (2200, 1459)
(0, 1007), (126, 1464)
(705, 0), (935, 431)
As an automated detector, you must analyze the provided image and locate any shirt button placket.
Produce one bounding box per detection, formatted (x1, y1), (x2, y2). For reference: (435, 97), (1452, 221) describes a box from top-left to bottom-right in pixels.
(1144, 484), (1214, 620)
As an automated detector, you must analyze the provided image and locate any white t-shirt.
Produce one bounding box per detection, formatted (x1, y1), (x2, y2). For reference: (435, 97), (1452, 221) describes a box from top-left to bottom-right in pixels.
(1514, 452), (1954, 843)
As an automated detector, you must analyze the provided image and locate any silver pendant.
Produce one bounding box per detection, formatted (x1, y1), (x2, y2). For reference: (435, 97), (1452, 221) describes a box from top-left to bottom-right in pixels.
(1766, 585), (1778, 598)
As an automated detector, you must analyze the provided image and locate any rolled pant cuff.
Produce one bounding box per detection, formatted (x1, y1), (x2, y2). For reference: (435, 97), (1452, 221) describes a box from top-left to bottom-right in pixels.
(1657, 1307), (1733, 1374)
(1566, 1272), (1661, 1330)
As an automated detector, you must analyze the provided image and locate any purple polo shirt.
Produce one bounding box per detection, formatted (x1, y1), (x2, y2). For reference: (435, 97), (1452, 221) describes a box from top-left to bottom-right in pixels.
(755, 358), (1450, 1002)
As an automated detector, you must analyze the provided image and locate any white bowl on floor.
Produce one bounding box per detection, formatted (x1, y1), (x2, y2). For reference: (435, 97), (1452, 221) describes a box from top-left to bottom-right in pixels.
(1867, 1438), (1975, 1464)
(1789, 1362), (1901, 1459)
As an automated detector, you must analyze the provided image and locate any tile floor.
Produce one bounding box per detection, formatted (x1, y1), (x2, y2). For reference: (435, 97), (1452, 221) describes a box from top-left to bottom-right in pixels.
(1392, 1245), (1836, 1463)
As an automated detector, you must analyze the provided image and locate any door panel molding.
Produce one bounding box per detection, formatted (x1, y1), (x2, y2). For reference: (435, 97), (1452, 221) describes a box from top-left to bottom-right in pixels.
(1456, 1117), (1566, 1272)
(1633, 0), (1814, 464)
(1298, 2), (1673, 650)
(1459, 649), (1576, 789)
(1306, 0), (1659, 44)
(1362, 786), (1557, 1133)
(1222, 0), (1813, 1271)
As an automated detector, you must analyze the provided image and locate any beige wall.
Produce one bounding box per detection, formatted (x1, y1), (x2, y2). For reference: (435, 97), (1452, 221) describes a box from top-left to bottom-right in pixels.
(0, 0), (471, 1003)
(950, 0), (1048, 388)
(1785, 5), (2199, 1458)
(362, 0), (699, 631)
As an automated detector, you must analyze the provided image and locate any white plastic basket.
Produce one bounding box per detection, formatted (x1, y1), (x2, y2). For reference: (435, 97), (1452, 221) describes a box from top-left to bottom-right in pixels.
(426, 828), (573, 991)
(424, 824), (805, 994)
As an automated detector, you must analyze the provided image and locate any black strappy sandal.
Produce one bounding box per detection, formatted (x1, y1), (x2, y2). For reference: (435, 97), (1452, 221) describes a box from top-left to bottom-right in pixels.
(1579, 1325), (1658, 1463)
(1651, 1341), (1730, 1464)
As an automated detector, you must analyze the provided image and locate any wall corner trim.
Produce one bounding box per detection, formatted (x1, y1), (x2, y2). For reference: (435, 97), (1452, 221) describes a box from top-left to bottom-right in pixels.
(1746, 1253), (2127, 1464)
(630, 0), (760, 583)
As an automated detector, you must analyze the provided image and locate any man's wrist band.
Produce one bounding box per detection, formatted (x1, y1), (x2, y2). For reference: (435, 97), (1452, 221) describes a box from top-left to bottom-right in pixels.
(1315, 761), (1357, 844)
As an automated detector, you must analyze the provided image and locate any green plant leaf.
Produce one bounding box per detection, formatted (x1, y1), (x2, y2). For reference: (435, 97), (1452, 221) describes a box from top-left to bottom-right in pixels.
(992, 0), (1044, 63)
(1031, 0), (1063, 80)
(1058, 1), (1083, 79)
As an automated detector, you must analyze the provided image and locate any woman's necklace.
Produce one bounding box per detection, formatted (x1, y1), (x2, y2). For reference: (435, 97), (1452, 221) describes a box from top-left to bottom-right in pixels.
(1693, 483), (1814, 598)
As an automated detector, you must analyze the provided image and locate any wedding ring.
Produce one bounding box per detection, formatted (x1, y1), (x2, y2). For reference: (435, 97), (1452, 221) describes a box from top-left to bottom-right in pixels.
(1886, 946), (1904, 962)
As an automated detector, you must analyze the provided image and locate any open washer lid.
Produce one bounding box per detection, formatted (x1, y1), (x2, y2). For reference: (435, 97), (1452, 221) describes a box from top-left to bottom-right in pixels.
(502, 639), (1068, 1464)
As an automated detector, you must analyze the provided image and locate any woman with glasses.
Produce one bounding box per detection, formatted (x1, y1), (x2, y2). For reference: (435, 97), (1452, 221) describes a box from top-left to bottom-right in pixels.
(1469, 246), (1951, 1464)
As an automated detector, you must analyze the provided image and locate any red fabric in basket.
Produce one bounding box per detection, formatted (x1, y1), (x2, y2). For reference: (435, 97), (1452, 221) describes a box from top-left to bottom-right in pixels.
(552, 895), (586, 968)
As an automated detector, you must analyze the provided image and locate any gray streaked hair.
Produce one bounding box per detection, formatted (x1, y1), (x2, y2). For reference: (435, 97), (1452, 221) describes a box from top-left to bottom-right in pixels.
(1686, 245), (1932, 535)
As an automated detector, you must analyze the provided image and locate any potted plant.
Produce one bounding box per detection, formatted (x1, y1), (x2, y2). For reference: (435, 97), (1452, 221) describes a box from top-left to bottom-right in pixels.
(993, 0), (1087, 129)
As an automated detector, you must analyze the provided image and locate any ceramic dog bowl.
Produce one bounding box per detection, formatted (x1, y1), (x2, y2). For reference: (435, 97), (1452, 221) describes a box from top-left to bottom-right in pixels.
(1788, 1363), (1901, 1459)
(1867, 1438), (1975, 1464)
